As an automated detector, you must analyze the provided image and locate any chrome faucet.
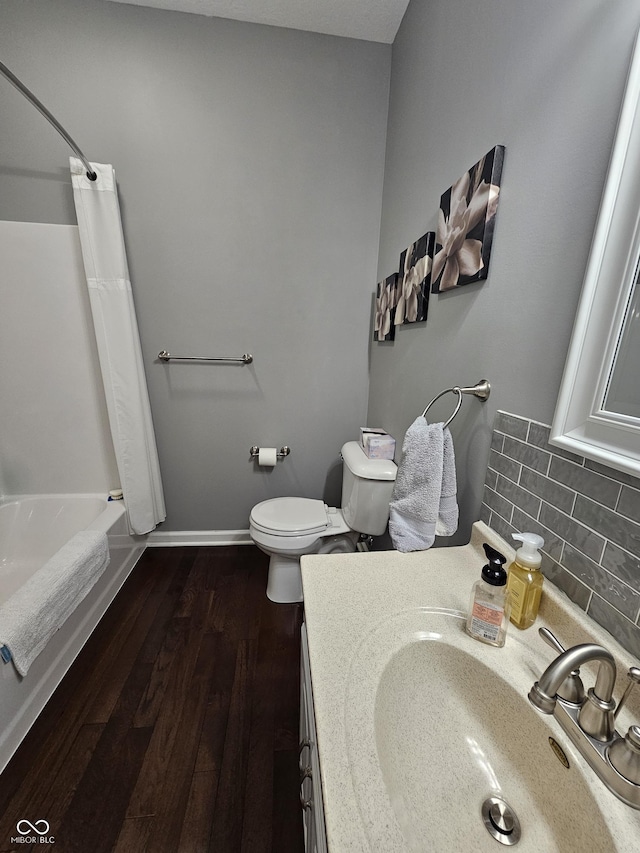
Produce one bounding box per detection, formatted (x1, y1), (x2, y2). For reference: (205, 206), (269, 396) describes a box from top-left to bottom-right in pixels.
(529, 640), (617, 740)
(529, 629), (640, 809)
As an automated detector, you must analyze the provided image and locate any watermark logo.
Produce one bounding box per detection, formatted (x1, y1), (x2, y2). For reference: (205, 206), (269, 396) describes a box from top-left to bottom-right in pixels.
(16, 821), (49, 835)
(12, 819), (55, 844)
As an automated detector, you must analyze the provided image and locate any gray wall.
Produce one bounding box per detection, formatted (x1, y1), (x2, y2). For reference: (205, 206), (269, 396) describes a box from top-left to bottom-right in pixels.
(0, 0), (390, 530)
(368, 0), (640, 545)
(5, 0), (640, 545)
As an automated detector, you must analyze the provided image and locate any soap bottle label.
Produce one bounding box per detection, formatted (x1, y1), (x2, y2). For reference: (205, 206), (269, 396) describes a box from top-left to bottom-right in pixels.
(508, 573), (528, 623)
(469, 601), (503, 643)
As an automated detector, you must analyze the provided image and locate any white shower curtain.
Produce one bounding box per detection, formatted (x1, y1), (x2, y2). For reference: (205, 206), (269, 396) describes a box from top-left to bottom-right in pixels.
(70, 158), (165, 534)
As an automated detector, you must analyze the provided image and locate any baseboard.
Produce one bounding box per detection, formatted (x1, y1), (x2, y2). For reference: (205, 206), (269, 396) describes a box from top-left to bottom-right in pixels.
(147, 529), (253, 547)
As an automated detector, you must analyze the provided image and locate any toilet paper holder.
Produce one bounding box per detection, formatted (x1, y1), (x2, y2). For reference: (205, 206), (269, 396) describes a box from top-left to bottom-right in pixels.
(249, 446), (291, 459)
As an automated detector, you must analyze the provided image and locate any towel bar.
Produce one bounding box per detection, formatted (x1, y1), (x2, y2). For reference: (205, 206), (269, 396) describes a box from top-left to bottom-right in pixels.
(422, 380), (490, 427)
(158, 350), (253, 364)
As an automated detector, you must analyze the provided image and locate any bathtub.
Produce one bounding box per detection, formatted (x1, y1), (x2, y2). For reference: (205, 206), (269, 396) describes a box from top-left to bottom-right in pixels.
(0, 494), (146, 774)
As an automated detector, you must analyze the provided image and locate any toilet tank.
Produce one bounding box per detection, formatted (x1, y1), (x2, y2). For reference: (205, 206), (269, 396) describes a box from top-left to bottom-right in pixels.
(340, 441), (397, 536)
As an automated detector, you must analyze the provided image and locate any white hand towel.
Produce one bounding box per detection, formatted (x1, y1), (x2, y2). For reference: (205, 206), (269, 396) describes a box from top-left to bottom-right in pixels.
(0, 531), (110, 676)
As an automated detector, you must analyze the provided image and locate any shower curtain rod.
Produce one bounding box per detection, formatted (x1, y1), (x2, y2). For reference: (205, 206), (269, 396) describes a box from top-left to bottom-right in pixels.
(0, 60), (97, 181)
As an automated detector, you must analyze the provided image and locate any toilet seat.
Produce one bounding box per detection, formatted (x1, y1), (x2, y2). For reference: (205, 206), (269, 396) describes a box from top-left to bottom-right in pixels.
(250, 497), (330, 537)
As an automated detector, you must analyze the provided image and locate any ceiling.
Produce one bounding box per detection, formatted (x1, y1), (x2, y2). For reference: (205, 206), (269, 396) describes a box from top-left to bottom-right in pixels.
(105, 0), (410, 43)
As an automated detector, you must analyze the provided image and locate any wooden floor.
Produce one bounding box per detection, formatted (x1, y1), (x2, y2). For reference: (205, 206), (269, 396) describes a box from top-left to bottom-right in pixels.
(0, 546), (305, 853)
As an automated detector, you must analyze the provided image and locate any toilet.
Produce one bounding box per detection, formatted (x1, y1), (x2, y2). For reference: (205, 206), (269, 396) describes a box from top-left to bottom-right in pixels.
(249, 441), (397, 602)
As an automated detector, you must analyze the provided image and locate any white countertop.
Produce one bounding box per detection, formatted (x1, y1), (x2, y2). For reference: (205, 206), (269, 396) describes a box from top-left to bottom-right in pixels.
(301, 521), (640, 852)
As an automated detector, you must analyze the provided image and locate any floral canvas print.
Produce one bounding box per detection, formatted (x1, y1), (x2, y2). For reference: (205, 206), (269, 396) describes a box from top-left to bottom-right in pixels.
(395, 231), (434, 325)
(374, 273), (398, 341)
(431, 145), (504, 293)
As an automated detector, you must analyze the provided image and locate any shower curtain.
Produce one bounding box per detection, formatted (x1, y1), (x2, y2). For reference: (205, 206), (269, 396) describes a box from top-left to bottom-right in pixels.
(70, 158), (165, 535)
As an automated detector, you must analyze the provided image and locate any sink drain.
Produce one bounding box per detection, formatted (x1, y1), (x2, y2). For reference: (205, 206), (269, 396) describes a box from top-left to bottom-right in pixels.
(481, 797), (521, 846)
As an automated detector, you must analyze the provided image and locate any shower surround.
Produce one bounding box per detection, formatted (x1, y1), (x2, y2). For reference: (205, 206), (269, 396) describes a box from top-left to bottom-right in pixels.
(0, 220), (119, 496)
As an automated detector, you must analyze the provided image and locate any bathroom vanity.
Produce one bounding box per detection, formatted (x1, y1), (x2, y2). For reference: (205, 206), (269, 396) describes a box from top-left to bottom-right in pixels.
(300, 522), (640, 852)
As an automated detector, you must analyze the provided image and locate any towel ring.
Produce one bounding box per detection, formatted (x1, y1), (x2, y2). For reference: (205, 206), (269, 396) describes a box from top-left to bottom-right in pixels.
(422, 380), (490, 428)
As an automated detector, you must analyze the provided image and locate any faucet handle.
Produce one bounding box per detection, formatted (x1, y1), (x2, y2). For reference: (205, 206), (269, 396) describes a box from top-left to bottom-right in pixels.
(539, 627), (567, 655)
(608, 725), (640, 784)
(538, 628), (585, 705)
(614, 666), (640, 721)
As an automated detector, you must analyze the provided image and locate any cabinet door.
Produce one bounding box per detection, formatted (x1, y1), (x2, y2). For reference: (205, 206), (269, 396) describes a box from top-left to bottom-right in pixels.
(299, 659), (315, 851)
(300, 623), (328, 853)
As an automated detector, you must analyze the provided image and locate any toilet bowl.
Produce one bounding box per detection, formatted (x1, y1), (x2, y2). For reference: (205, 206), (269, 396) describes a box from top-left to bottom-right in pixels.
(249, 442), (397, 603)
(249, 497), (358, 602)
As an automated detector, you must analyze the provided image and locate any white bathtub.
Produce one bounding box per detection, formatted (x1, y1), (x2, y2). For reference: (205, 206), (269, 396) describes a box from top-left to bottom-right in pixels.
(1, 494), (116, 603)
(0, 493), (146, 773)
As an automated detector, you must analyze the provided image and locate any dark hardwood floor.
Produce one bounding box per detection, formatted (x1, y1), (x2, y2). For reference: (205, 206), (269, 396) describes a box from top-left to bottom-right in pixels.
(0, 545), (305, 853)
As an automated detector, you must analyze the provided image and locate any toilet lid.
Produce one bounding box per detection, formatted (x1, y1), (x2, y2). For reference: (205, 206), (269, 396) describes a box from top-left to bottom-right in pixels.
(250, 497), (329, 536)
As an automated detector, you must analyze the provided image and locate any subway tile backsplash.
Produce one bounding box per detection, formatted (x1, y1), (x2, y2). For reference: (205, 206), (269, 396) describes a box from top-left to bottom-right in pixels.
(480, 411), (640, 660)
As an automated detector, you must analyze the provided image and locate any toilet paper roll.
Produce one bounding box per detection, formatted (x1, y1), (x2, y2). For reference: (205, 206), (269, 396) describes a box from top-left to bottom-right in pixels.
(258, 447), (278, 467)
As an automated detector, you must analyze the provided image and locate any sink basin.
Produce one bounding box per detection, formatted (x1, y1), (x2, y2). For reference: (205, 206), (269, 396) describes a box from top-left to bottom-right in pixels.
(345, 609), (624, 852)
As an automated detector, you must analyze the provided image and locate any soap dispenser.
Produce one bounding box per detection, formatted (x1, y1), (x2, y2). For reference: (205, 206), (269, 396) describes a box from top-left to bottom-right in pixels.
(506, 532), (545, 630)
(466, 543), (510, 647)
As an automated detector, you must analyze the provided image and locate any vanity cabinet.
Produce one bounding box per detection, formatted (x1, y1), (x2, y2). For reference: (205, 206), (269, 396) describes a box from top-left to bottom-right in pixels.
(299, 623), (328, 853)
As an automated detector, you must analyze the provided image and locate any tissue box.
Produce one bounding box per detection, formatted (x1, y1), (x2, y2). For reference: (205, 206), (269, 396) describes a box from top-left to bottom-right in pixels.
(359, 428), (396, 460)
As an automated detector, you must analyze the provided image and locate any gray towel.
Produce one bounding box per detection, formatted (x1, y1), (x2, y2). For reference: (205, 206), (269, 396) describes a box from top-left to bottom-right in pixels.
(0, 530), (110, 676)
(389, 417), (458, 552)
